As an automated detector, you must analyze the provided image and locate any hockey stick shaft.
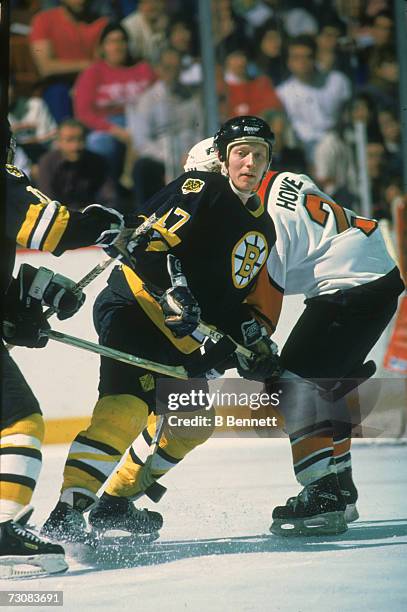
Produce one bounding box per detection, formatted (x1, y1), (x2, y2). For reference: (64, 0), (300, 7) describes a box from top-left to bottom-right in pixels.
(41, 329), (189, 379)
(196, 321), (254, 359)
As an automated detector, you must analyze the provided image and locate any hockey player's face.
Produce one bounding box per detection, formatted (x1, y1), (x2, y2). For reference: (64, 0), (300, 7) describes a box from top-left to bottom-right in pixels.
(228, 143), (268, 193)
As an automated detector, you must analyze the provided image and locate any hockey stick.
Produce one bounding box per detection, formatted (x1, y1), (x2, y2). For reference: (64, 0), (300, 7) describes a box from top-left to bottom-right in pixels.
(140, 415), (168, 503)
(42, 207), (166, 319)
(41, 329), (189, 379)
(6, 205), (173, 352)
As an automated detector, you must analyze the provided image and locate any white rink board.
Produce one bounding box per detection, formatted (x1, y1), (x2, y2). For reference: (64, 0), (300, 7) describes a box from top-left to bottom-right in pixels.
(11, 248), (394, 420)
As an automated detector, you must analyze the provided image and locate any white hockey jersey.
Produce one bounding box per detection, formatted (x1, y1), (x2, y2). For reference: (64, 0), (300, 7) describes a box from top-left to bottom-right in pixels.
(249, 170), (397, 333)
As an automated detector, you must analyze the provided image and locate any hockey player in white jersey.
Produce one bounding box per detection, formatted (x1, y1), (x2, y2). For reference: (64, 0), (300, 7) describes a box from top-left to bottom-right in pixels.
(255, 169), (404, 535)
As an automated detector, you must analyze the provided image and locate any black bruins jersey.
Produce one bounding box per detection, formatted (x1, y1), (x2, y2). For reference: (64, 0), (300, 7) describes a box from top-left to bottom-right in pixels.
(3, 164), (112, 292)
(108, 171), (276, 349)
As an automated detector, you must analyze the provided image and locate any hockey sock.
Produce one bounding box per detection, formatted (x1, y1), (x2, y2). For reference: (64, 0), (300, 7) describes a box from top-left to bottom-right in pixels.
(105, 408), (215, 498)
(60, 395), (149, 503)
(276, 373), (336, 486)
(0, 413), (44, 522)
(333, 433), (352, 474)
(332, 394), (355, 474)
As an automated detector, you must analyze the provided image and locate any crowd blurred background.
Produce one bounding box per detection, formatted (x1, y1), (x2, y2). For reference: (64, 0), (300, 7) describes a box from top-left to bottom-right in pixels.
(8, 0), (405, 228)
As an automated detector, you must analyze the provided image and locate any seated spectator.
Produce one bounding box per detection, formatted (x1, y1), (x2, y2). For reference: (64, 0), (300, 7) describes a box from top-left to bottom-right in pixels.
(73, 22), (156, 182)
(276, 35), (352, 163)
(37, 119), (118, 210)
(347, 91), (378, 127)
(29, 0), (108, 122)
(166, 16), (202, 88)
(360, 45), (398, 113)
(313, 107), (359, 209)
(250, 18), (288, 86)
(212, 0), (250, 63)
(378, 109), (403, 177)
(8, 78), (57, 165)
(315, 17), (354, 78)
(126, 48), (203, 207)
(355, 10), (394, 85)
(365, 127), (390, 220)
(218, 48), (282, 120)
(121, 0), (168, 63)
(265, 109), (307, 174)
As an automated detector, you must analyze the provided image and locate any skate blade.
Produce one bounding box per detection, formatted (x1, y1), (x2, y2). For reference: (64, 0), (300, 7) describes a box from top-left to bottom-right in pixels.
(0, 554), (68, 579)
(270, 511), (348, 537)
(92, 529), (160, 547)
(345, 503), (359, 523)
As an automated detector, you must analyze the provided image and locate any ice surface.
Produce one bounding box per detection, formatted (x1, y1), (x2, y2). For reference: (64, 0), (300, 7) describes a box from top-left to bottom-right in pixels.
(2, 438), (406, 612)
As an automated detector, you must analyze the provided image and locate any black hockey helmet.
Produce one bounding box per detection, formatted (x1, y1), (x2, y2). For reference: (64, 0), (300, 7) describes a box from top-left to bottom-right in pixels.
(214, 115), (275, 166)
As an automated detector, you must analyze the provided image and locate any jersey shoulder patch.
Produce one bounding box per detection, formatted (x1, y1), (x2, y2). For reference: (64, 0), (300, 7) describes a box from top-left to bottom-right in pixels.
(181, 178), (205, 194)
(5, 164), (24, 178)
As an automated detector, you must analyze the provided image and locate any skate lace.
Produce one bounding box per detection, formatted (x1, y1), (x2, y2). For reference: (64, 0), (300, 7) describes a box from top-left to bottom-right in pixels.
(12, 523), (42, 543)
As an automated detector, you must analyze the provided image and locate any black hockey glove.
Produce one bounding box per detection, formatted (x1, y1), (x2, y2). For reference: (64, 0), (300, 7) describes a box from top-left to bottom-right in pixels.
(82, 204), (125, 248)
(15, 264), (85, 321)
(3, 279), (50, 348)
(160, 253), (202, 338)
(160, 286), (201, 338)
(236, 319), (282, 382)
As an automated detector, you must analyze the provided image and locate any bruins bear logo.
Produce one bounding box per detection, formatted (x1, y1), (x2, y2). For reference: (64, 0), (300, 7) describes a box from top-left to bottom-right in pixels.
(232, 231), (268, 288)
(181, 178), (205, 194)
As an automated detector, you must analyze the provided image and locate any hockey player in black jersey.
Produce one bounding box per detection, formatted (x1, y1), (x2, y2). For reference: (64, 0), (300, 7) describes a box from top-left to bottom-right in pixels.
(41, 116), (281, 542)
(0, 120), (124, 578)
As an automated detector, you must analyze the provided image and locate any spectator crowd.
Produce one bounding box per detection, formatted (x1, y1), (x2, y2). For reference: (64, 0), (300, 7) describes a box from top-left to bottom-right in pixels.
(8, 0), (403, 219)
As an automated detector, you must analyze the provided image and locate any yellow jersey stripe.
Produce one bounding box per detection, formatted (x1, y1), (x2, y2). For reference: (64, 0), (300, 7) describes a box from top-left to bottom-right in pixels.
(42, 206), (70, 252)
(16, 203), (45, 248)
(122, 266), (200, 354)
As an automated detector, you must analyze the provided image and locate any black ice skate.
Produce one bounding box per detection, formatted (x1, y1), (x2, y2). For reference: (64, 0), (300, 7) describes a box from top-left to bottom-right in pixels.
(338, 468), (359, 522)
(41, 501), (89, 543)
(270, 474), (348, 536)
(88, 493), (163, 542)
(0, 520), (67, 579)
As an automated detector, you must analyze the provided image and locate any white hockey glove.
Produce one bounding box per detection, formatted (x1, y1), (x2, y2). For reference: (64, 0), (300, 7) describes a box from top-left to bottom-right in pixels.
(82, 204), (124, 248)
(16, 264), (85, 321)
(236, 319), (282, 382)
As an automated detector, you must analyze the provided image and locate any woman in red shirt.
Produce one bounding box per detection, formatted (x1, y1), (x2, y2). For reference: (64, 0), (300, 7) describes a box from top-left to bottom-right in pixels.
(29, 0), (108, 122)
(74, 23), (156, 182)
